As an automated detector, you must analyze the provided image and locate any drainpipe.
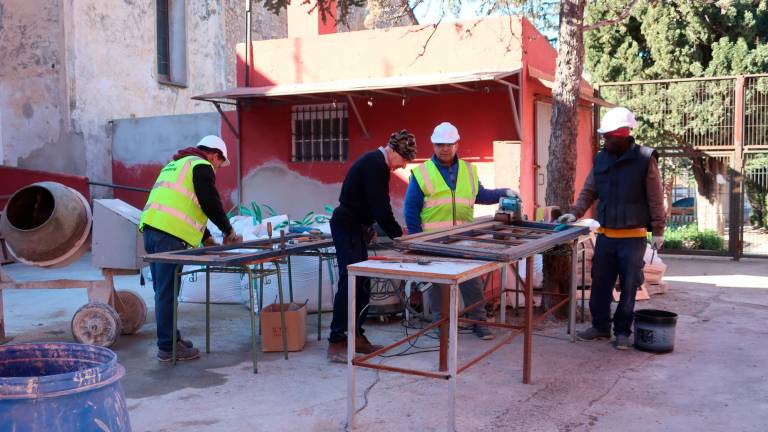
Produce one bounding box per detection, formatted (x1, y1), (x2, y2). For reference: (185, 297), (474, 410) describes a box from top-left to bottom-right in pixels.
(245, 0), (252, 87)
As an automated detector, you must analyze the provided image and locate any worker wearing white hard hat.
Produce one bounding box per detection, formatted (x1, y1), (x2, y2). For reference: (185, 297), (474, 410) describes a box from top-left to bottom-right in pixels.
(557, 107), (666, 350)
(404, 121), (519, 340)
(139, 134), (242, 362)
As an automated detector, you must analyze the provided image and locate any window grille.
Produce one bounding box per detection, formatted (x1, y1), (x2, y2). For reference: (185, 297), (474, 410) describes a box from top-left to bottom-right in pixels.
(291, 103), (349, 162)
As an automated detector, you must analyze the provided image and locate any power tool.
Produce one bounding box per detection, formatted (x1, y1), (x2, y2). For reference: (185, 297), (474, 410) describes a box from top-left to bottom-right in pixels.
(494, 196), (522, 224)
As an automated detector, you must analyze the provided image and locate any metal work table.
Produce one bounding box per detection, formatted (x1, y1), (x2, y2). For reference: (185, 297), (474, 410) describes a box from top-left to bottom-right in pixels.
(142, 233), (334, 373)
(346, 258), (500, 431)
(347, 219), (590, 430)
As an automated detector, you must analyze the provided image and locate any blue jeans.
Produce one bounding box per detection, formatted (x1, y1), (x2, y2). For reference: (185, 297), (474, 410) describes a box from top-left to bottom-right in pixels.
(328, 217), (370, 343)
(143, 227), (187, 351)
(429, 276), (487, 322)
(590, 235), (646, 337)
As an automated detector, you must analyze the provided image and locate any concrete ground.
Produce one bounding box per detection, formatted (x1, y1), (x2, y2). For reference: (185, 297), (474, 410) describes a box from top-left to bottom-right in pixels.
(2, 255), (767, 431)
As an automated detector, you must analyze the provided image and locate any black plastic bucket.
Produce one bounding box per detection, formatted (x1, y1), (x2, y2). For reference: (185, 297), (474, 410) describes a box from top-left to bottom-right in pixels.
(634, 309), (678, 353)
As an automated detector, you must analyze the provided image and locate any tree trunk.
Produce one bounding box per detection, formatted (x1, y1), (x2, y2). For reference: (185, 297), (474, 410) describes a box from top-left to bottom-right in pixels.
(541, 0), (586, 317)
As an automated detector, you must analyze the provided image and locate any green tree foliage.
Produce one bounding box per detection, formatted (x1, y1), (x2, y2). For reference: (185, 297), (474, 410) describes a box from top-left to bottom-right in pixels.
(585, 0), (768, 82)
(584, 1), (768, 217)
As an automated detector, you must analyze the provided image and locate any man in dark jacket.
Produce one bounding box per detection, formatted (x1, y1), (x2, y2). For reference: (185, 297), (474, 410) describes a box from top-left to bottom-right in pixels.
(558, 107), (665, 350)
(140, 135), (243, 361)
(327, 130), (417, 363)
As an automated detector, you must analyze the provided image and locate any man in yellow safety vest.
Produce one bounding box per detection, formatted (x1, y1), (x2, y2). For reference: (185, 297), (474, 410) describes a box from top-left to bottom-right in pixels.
(403, 122), (518, 340)
(139, 135), (242, 361)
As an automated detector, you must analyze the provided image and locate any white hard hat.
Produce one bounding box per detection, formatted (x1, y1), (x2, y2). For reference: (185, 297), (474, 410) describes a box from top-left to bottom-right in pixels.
(196, 135), (230, 166)
(431, 122), (460, 144)
(597, 107), (637, 134)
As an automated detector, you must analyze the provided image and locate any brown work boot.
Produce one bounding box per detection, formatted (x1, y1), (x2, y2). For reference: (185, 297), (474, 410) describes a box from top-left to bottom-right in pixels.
(327, 341), (347, 364)
(355, 334), (382, 354)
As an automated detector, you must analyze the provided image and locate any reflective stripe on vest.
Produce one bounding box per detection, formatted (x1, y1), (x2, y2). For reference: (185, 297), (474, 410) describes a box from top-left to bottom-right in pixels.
(144, 202), (205, 232)
(412, 159), (479, 232)
(151, 159), (200, 205)
(139, 156), (211, 246)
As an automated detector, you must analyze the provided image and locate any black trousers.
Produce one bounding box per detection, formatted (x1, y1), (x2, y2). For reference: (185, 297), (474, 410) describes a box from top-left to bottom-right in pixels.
(328, 216), (370, 343)
(590, 235), (647, 336)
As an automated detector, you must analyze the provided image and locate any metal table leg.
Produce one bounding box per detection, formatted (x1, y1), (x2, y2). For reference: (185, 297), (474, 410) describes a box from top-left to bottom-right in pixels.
(523, 256), (534, 384)
(245, 266), (258, 373)
(569, 241), (578, 343)
(287, 255), (294, 302)
(439, 284), (449, 372)
(347, 273), (357, 430)
(258, 262), (264, 335)
(499, 264), (507, 324)
(172, 264), (181, 365)
(514, 262), (520, 316)
(317, 251), (323, 341)
(205, 266), (211, 353)
(447, 281), (459, 432)
(275, 261), (289, 360)
(581, 245), (586, 323)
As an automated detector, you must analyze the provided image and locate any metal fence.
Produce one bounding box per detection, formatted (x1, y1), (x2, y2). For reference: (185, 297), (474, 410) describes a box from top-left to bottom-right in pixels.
(599, 74), (768, 258)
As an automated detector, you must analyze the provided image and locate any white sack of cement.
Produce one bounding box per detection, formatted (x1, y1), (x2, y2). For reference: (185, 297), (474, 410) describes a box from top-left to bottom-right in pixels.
(213, 214), (290, 242)
(205, 220), (224, 243)
(574, 218), (601, 232)
(240, 255), (337, 313)
(180, 267), (244, 304)
(644, 244), (665, 265)
(206, 214), (293, 243)
(504, 254), (544, 306)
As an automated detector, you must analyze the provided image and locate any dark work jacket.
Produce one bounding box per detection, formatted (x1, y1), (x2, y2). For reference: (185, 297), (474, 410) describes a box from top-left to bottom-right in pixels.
(594, 142), (658, 230)
(332, 149), (403, 239)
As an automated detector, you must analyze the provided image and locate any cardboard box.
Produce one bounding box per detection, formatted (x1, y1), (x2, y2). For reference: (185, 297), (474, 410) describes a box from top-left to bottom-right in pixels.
(260, 303), (307, 352)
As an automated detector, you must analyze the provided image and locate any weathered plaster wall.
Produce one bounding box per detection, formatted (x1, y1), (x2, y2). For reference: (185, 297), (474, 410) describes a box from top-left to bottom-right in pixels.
(110, 112), (235, 210)
(0, 0), (83, 174)
(1, 1), (264, 198)
(66, 0), (233, 193)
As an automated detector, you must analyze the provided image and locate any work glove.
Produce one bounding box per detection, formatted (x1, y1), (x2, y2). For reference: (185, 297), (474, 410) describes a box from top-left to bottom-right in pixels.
(203, 236), (218, 247)
(651, 235), (664, 250)
(224, 230), (243, 245)
(505, 189), (520, 198)
(556, 213), (577, 224)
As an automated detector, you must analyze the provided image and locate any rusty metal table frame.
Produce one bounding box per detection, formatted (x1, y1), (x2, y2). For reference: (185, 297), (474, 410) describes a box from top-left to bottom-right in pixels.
(142, 235), (333, 373)
(346, 259), (502, 431)
(285, 248), (337, 341)
(347, 230), (590, 431)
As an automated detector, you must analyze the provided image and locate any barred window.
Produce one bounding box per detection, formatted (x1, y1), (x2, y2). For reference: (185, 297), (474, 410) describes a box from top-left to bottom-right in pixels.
(292, 103), (349, 162)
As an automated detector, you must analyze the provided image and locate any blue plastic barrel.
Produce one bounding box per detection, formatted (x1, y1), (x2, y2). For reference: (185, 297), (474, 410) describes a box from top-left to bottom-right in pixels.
(0, 342), (132, 431)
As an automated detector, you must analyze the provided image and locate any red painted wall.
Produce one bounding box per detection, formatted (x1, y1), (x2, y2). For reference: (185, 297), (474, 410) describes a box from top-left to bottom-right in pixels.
(237, 17), (524, 88)
(0, 167), (90, 210)
(237, 90), (520, 205)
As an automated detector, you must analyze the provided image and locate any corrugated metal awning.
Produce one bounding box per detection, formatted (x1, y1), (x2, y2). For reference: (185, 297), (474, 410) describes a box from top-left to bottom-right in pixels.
(192, 69), (522, 103)
(526, 66), (615, 108)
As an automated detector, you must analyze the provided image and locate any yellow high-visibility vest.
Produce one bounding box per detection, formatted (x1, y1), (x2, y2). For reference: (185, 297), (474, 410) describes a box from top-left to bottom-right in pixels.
(412, 159), (478, 232)
(139, 156), (211, 246)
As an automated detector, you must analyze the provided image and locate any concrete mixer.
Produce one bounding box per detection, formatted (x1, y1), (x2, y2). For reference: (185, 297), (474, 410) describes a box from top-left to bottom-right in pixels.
(0, 182), (148, 347)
